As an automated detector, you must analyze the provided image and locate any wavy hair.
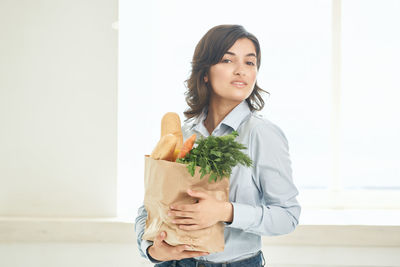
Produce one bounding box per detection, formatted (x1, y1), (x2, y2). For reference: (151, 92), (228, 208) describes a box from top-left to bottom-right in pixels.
(183, 24), (268, 120)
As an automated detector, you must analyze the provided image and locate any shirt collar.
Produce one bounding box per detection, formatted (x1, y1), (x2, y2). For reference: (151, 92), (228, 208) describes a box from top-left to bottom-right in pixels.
(190, 100), (251, 132)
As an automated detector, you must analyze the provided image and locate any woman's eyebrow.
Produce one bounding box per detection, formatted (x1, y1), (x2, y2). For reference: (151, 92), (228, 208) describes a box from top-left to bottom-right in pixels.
(225, 51), (256, 58)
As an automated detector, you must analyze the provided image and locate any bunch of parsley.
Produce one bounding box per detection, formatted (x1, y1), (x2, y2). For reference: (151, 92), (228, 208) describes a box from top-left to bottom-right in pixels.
(176, 131), (252, 182)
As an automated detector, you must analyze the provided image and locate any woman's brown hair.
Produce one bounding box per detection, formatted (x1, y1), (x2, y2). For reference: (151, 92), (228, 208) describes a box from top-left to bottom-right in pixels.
(183, 24), (268, 121)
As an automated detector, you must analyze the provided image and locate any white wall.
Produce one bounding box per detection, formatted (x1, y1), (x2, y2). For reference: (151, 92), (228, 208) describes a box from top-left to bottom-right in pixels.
(0, 0), (118, 217)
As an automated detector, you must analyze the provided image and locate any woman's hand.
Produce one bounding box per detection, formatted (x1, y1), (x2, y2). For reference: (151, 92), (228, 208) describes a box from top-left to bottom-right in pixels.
(169, 189), (233, 230)
(148, 231), (209, 261)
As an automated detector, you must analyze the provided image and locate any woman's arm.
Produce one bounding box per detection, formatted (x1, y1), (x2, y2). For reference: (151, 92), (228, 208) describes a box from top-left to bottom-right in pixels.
(135, 205), (159, 262)
(227, 122), (301, 236)
(169, 121), (300, 235)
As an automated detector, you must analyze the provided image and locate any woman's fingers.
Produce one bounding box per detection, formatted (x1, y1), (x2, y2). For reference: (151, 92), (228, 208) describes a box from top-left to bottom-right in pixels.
(172, 244), (191, 253)
(169, 210), (193, 218)
(170, 203), (197, 212)
(187, 189), (209, 199)
(172, 218), (195, 225)
(154, 231), (167, 246)
(178, 224), (201, 231)
(173, 244), (209, 259)
(149, 231), (209, 261)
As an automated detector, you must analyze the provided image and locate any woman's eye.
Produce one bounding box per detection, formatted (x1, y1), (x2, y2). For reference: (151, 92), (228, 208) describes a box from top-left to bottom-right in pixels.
(221, 59), (231, 63)
(247, 62), (255, 66)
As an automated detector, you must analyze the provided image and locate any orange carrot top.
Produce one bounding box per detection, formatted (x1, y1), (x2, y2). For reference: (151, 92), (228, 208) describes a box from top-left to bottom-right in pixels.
(177, 133), (196, 159)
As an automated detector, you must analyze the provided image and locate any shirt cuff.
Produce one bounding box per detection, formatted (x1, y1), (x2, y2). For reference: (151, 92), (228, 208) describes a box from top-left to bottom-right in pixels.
(141, 240), (162, 264)
(227, 202), (258, 230)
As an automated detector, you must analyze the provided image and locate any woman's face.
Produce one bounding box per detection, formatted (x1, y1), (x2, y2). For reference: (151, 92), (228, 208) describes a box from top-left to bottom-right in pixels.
(205, 38), (258, 106)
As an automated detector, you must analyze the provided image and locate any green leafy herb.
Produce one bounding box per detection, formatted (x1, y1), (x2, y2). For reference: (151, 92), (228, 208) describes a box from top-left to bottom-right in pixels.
(176, 131), (252, 182)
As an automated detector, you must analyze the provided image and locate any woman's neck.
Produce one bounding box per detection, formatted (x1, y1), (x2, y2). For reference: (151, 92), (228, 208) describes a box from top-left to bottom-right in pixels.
(204, 97), (241, 135)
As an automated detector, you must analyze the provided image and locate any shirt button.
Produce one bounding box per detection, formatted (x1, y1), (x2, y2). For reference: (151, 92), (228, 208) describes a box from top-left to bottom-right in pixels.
(198, 264), (206, 267)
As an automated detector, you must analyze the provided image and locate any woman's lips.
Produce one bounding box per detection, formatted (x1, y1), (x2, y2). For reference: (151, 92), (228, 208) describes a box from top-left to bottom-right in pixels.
(231, 81), (247, 88)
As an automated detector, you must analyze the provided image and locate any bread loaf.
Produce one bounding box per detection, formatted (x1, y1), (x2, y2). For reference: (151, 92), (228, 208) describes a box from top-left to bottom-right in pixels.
(150, 134), (178, 161)
(161, 112), (183, 151)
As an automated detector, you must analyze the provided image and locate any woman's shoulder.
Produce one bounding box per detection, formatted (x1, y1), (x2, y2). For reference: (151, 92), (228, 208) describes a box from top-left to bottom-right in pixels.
(242, 112), (289, 144)
(244, 112), (285, 134)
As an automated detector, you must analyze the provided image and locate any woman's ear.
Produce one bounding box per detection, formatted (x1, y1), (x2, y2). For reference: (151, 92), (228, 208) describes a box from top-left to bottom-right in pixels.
(204, 75), (208, 83)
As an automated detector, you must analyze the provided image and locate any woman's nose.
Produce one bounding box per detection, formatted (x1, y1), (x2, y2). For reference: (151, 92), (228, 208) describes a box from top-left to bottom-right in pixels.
(234, 63), (246, 76)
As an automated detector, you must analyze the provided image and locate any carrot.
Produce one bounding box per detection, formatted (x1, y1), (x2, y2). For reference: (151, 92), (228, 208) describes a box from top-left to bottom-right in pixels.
(177, 134), (196, 159)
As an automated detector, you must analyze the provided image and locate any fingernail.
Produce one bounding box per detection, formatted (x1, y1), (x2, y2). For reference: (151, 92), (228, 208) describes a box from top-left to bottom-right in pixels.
(168, 212), (172, 216)
(160, 232), (165, 238)
(185, 245), (191, 250)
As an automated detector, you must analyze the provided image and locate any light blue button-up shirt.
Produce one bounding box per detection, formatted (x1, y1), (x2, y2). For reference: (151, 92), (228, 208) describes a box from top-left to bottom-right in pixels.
(135, 100), (301, 263)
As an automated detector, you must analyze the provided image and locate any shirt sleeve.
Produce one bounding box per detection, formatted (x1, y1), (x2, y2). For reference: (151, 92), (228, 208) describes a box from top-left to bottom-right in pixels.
(134, 204), (162, 263)
(227, 122), (301, 236)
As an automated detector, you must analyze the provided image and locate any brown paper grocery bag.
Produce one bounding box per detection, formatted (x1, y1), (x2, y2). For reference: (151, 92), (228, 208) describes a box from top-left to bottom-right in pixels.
(142, 155), (229, 253)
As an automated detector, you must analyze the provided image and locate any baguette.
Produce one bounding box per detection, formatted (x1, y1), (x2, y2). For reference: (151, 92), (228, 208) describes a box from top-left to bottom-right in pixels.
(150, 134), (178, 161)
(161, 112), (183, 151)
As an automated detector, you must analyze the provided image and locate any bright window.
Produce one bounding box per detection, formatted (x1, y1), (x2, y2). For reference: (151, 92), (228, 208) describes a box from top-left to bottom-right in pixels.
(118, 0), (400, 219)
(340, 0), (400, 190)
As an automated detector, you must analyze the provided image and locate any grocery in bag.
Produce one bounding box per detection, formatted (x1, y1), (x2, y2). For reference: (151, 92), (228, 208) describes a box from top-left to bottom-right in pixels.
(142, 112), (252, 253)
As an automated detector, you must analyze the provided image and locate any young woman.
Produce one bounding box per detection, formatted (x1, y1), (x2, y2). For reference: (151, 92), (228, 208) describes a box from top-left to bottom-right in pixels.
(135, 24), (301, 267)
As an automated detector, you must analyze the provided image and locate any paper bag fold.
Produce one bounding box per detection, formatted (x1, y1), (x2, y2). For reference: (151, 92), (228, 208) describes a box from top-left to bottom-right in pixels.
(142, 156), (229, 253)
